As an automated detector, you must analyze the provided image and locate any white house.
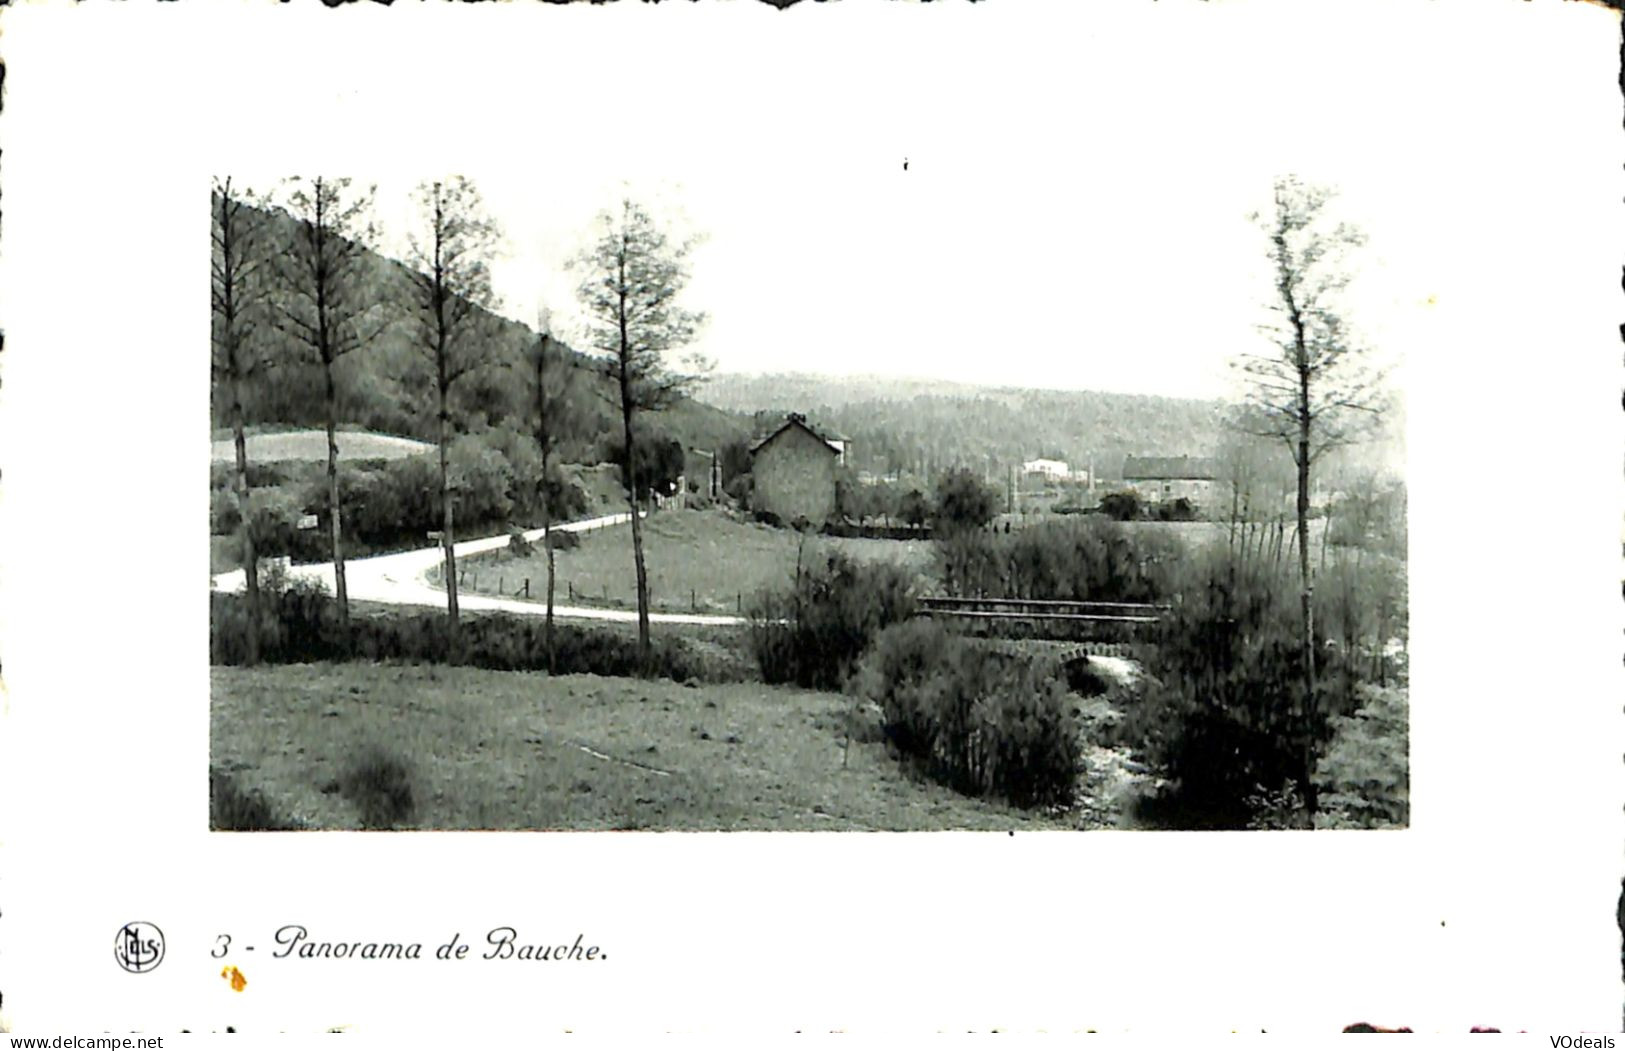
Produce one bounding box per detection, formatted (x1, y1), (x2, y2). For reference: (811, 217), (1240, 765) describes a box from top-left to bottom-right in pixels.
(1022, 458), (1070, 480)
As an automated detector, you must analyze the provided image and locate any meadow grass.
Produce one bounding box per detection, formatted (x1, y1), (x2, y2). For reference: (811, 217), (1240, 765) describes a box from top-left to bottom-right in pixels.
(210, 662), (1093, 831)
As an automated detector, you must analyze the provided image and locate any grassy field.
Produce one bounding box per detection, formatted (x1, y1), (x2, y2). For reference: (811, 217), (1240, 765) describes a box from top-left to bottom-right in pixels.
(209, 429), (432, 464)
(211, 662), (1102, 831)
(449, 509), (938, 614)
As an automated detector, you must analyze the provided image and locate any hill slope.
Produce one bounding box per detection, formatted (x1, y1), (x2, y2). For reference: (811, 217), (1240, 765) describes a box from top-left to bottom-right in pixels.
(210, 195), (751, 462)
(703, 372), (1229, 479)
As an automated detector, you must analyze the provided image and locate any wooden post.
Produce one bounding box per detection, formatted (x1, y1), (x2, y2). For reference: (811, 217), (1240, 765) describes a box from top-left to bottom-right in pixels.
(691, 587), (696, 612)
(523, 578), (530, 599)
(569, 581), (574, 602)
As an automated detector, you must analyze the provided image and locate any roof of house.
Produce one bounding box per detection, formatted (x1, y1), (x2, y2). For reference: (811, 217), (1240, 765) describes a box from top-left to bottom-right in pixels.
(749, 413), (844, 457)
(1122, 455), (1219, 481)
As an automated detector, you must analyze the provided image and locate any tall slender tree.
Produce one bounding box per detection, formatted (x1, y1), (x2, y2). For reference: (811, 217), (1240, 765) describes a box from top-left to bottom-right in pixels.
(575, 198), (706, 670)
(527, 308), (578, 674)
(276, 176), (382, 642)
(1235, 175), (1387, 810)
(210, 177), (274, 665)
(404, 177), (502, 657)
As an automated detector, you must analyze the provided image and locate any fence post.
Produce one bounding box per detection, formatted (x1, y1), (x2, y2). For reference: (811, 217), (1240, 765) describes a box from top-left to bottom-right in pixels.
(523, 578), (530, 599)
(691, 587), (696, 613)
(569, 581), (574, 602)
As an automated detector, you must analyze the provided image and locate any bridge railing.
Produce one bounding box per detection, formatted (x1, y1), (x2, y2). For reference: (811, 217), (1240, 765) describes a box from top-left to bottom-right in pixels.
(917, 596), (1169, 626)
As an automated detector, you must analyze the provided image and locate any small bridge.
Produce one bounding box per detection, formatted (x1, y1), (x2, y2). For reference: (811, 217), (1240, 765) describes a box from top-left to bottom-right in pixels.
(963, 637), (1139, 694)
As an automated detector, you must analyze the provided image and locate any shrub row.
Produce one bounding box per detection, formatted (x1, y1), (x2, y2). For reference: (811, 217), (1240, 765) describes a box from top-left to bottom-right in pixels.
(213, 439), (592, 564)
(857, 620), (1081, 810)
(746, 550), (918, 690)
(210, 588), (737, 684)
(209, 459), (332, 492)
(936, 516), (1182, 604)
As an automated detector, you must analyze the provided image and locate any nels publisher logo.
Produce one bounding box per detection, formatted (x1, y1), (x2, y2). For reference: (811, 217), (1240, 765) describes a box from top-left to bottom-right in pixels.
(114, 921), (165, 974)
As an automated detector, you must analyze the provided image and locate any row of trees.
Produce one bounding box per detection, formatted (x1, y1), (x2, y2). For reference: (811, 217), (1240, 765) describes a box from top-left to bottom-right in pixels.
(211, 178), (704, 671)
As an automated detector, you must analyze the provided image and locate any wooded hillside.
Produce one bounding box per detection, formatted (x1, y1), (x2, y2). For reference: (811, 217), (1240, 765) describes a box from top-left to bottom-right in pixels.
(208, 197), (749, 463)
(703, 372), (1229, 479)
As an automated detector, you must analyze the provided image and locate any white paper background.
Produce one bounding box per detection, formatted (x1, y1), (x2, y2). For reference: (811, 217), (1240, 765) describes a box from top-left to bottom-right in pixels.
(0, 0), (1620, 1036)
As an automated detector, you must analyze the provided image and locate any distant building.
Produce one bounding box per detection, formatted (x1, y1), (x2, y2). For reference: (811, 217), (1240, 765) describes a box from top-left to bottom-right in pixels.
(1022, 458), (1070, 480)
(749, 413), (845, 525)
(1122, 455), (1219, 505)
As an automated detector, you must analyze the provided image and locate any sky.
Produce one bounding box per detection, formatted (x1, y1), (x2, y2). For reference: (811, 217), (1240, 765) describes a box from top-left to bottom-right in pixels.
(254, 0), (1621, 404)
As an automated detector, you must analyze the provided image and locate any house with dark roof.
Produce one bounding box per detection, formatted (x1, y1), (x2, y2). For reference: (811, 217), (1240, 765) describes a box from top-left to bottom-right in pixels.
(1122, 455), (1219, 506)
(749, 413), (846, 525)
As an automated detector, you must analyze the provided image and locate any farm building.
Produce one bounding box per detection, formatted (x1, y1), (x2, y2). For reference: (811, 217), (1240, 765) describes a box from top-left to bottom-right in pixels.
(1122, 455), (1219, 506)
(749, 413), (844, 525)
(1022, 458), (1071, 480)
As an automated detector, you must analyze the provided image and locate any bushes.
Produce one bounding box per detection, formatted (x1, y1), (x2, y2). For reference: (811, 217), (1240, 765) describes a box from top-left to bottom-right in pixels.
(932, 468), (999, 534)
(724, 473), (752, 510)
(746, 550), (917, 690)
(210, 590), (728, 683)
(1115, 547), (1361, 829)
(1313, 684), (1408, 829)
(334, 744), (416, 830)
(1154, 497), (1198, 522)
(937, 517), (1180, 604)
(858, 620), (1081, 810)
(290, 440), (588, 558)
(1098, 490), (1142, 521)
(210, 767), (301, 831)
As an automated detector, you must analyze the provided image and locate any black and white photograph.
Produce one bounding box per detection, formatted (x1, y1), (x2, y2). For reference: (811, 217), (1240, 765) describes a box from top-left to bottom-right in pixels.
(208, 167), (1407, 833)
(3, 0), (1622, 1035)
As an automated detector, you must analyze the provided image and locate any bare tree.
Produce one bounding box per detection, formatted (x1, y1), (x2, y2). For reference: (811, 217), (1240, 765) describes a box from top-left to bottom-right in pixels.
(527, 308), (577, 674)
(575, 198), (707, 670)
(276, 177), (382, 642)
(211, 177), (275, 665)
(404, 177), (502, 657)
(1236, 175), (1387, 810)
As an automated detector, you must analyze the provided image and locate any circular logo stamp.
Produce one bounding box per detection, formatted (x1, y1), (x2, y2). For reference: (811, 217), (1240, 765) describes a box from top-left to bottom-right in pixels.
(114, 922), (165, 974)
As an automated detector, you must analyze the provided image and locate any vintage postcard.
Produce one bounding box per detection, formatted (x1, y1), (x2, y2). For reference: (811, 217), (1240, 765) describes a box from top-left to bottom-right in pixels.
(0, 0), (1620, 1037)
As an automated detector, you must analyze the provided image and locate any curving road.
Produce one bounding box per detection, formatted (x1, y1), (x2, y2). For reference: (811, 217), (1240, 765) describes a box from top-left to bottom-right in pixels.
(209, 512), (748, 628)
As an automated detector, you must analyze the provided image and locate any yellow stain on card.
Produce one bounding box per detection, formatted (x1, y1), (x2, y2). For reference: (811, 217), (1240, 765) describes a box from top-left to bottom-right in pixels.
(221, 965), (247, 992)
